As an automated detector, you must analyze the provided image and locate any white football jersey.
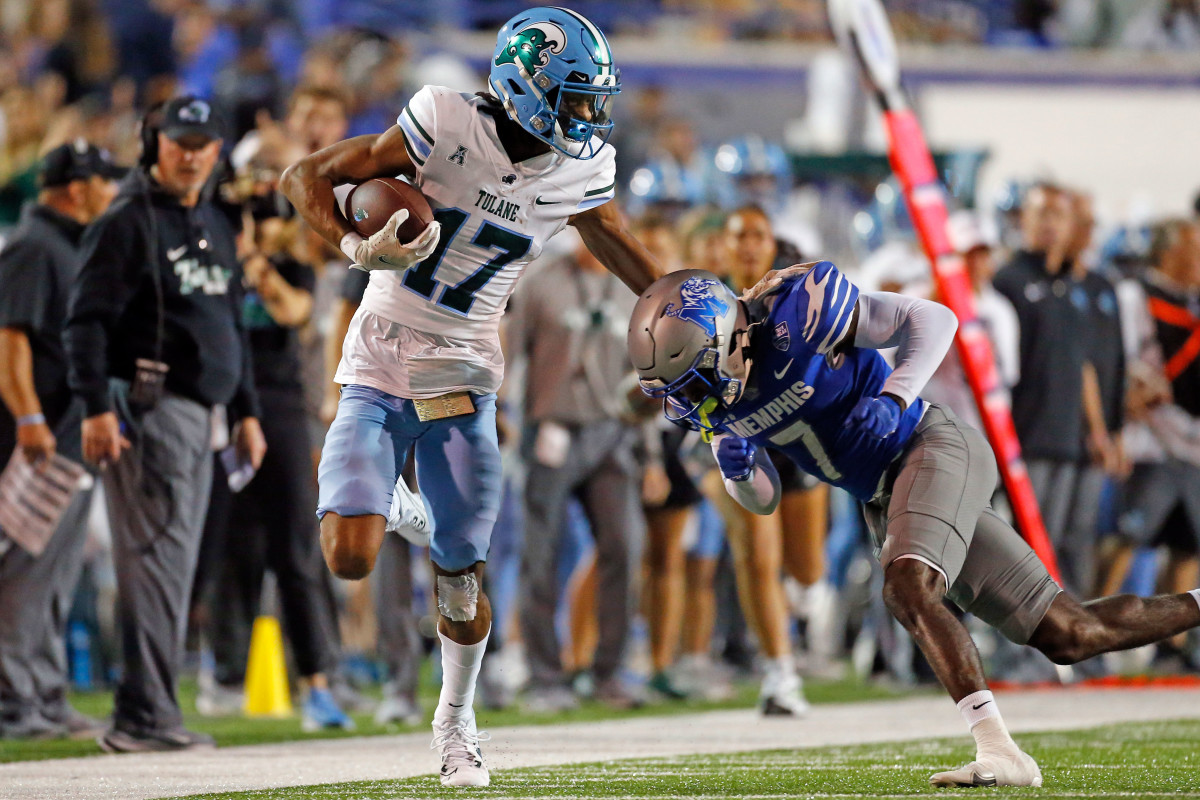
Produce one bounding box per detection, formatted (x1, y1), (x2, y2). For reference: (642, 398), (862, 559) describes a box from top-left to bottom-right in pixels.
(359, 85), (616, 341)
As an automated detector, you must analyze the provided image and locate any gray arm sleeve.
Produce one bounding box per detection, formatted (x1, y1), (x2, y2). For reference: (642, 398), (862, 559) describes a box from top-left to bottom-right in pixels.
(853, 291), (959, 409)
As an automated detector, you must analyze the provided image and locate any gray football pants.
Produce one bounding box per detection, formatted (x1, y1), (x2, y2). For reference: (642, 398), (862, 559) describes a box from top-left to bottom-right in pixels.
(0, 484), (92, 720)
(107, 392), (212, 734)
(521, 420), (645, 685)
(863, 404), (1062, 644)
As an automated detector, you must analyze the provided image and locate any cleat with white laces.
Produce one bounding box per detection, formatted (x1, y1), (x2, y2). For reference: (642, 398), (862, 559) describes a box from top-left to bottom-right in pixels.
(386, 478), (430, 547)
(930, 750), (1042, 788)
(431, 717), (490, 787)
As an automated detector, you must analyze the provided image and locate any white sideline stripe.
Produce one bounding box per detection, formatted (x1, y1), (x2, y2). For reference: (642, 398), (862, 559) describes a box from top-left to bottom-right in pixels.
(1, 688), (1197, 800)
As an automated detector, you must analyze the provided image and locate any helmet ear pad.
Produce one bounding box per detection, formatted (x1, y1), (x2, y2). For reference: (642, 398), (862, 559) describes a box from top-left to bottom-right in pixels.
(720, 302), (754, 402)
(138, 101), (168, 169)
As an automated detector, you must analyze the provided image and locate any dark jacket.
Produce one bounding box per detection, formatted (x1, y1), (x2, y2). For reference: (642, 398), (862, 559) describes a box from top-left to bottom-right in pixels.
(64, 169), (260, 419)
(0, 203), (88, 460)
(993, 249), (1088, 462)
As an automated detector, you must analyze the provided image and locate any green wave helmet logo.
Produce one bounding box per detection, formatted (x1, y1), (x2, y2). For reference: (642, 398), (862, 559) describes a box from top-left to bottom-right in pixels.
(495, 22), (567, 73)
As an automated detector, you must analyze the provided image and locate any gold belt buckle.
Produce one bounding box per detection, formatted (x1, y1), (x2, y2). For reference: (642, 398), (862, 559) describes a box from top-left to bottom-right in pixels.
(412, 391), (476, 422)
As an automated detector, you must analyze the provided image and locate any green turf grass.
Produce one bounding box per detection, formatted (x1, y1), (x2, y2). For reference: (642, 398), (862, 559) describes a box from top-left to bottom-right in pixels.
(0, 673), (904, 763)
(168, 718), (1200, 800)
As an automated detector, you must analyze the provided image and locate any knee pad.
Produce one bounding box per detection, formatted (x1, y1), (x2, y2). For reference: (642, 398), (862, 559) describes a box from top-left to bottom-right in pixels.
(437, 574), (479, 622)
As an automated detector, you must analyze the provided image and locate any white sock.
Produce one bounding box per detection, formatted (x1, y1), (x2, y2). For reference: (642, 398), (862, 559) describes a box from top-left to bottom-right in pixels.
(434, 627), (490, 724)
(957, 691), (1018, 757)
(1188, 588), (1200, 612)
(765, 653), (796, 678)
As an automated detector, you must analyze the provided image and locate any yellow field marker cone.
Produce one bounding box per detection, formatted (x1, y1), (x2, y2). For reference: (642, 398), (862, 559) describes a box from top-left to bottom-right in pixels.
(243, 615), (293, 717)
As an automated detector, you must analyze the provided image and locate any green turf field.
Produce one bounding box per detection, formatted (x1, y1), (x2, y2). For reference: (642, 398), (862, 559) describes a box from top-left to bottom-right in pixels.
(0, 674), (904, 763)
(173, 719), (1200, 800)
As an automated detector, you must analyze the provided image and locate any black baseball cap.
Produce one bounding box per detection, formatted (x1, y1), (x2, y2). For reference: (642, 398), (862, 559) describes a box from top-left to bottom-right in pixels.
(160, 96), (224, 142)
(40, 139), (127, 187)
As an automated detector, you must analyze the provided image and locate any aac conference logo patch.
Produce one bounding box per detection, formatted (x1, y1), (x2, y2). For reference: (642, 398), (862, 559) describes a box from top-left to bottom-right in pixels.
(773, 321), (791, 351)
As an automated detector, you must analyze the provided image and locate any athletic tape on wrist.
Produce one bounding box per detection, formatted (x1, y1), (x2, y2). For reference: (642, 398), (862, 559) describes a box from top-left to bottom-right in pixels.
(340, 231), (364, 263)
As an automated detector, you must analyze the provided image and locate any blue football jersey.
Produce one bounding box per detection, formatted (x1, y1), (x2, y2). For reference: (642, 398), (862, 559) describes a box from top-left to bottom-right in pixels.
(712, 261), (925, 501)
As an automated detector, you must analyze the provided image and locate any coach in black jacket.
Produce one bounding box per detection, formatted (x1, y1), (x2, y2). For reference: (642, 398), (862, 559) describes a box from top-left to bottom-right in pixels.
(64, 97), (266, 752)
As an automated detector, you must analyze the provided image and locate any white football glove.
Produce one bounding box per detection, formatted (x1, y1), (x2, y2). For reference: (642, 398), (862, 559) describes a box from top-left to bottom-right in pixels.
(341, 209), (441, 272)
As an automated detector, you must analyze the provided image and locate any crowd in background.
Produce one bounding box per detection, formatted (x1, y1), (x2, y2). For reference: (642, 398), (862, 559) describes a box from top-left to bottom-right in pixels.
(2, 0), (1200, 742)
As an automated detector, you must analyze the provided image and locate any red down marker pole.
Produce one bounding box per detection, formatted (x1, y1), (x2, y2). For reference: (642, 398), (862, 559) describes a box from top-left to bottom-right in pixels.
(828, 0), (1062, 584)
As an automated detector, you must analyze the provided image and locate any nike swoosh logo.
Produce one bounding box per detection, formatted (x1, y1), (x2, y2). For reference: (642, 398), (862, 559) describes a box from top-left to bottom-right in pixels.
(972, 700), (992, 710)
(534, 196), (560, 205)
(773, 360), (794, 380)
(167, 245), (188, 261)
(448, 702), (463, 708)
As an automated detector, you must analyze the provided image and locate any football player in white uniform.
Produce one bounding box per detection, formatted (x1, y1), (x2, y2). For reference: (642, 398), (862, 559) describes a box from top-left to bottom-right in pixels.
(280, 6), (660, 788)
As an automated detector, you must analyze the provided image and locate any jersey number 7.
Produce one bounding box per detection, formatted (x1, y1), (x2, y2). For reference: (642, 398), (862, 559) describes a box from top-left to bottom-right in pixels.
(402, 208), (533, 315)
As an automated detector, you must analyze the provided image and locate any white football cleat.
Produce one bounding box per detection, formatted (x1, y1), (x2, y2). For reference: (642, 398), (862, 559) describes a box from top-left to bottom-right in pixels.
(759, 665), (810, 717)
(930, 750), (1042, 788)
(431, 717), (490, 787)
(386, 478), (430, 547)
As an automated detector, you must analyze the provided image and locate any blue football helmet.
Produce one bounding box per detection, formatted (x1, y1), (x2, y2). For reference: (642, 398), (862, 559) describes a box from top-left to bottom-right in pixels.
(710, 135), (792, 212)
(489, 6), (620, 160)
(627, 270), (751, 435)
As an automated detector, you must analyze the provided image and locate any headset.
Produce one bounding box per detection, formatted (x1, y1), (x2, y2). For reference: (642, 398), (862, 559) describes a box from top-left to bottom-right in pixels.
(138, 101), (168, 169)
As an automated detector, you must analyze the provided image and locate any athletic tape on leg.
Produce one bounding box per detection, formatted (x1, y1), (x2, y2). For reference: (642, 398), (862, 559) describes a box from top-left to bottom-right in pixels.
(437, 574), (479, 622)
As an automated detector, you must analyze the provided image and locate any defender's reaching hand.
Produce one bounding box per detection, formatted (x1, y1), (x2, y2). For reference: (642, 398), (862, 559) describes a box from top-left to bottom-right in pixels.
(717, 436), (757, 482)
(846, 395), (901, 438)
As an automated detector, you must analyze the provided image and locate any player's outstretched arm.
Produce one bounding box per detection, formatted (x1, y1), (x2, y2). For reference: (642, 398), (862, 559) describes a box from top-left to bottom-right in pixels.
(852, 291), (958, 410)
(280, 126), (416, 252)
(711, 435), (781, 515)
(570, 201), (663, 294)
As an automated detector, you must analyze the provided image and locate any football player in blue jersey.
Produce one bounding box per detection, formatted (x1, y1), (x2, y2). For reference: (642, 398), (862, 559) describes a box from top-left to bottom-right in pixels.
(628, 263), (1200, 788)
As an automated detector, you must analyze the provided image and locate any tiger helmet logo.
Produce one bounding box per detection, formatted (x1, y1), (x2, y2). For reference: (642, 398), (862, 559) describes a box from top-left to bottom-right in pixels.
(663, 277), (729, 338)
(495, 22), (567, 74)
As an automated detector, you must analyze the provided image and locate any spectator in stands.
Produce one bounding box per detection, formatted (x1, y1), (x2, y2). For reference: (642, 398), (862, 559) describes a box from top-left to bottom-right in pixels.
(0, 141), (121, 740)
(923, 210), (1020, 430)
(1071, 191), (1128, 596)
(196, 198), (352, 730)
(993, 183), (1091, 567)
(509, 237), (645, 712)
(710, 204), (823, 716)
(1101, 221), (1200, 665)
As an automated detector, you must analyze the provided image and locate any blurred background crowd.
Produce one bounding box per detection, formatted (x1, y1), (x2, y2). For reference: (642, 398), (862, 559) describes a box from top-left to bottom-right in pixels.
(1, 0), (1199, 741)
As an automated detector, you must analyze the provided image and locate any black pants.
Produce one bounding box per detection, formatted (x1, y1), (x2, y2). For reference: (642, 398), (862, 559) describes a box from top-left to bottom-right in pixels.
(210, 389), (339, 683)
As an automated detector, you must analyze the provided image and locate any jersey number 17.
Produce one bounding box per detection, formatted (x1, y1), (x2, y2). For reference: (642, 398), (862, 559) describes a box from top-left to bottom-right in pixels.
(402, 208), (532, 315)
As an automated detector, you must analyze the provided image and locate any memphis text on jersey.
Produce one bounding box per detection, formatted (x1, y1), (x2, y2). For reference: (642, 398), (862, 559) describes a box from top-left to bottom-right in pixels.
(721, 378), (816, 438)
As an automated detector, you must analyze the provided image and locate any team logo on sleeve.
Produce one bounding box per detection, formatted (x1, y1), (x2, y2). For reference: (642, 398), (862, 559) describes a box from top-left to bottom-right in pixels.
(773, 321), (791, 351)
(495, 23), (567, 73)
(663, 277), (728, 338)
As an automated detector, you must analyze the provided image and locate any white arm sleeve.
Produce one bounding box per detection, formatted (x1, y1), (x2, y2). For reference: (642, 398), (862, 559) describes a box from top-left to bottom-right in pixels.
(854, 291), (959, 408)
(710, 435), (781, 515)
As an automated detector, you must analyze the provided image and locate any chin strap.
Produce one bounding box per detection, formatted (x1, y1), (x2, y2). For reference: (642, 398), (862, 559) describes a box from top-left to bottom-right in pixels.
(698, 397), (720, 443)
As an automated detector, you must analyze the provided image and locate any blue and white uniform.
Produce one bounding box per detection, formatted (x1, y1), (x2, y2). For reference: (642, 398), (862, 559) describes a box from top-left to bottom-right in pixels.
(318, 87), (616, 571)
(701, 263), (1062, 645)
(709, 260), (925, 502)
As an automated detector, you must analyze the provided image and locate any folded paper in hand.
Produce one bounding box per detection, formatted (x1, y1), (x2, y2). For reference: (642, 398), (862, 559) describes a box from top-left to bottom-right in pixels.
(0, 451), (91, 557)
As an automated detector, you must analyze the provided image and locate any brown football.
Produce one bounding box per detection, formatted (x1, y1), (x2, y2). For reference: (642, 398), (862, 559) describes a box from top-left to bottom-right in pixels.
(344, 177), (434, 241)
